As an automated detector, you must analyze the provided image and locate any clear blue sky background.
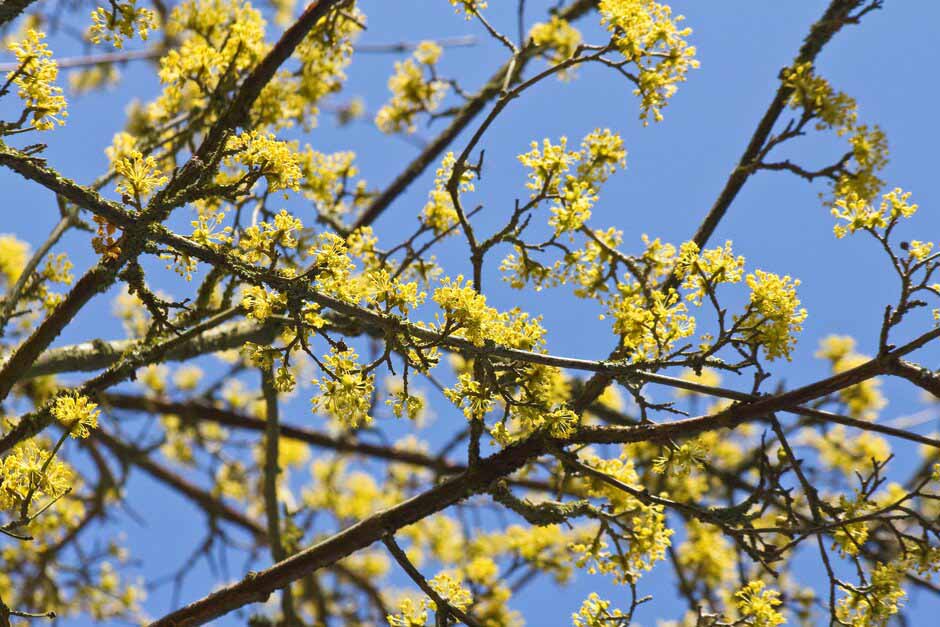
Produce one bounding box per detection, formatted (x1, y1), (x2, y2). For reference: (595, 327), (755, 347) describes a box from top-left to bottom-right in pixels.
(3, 0), (940, 625)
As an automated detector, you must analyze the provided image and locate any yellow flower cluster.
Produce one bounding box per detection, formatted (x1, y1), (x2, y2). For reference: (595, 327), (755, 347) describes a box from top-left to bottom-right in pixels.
(529, 15), (582, 79)
(610, 287), (695, 362)
(447, 0), (486, 19)
(816, 335), (885, 420)
(675, 240), (746, 305)
(89, 1), (160, 49)
(6, 29), (68, 131)
(224, 131), (302, 193)
(651, 437), (708, 476)
(422, 152), (475, 235)
(114, 150), (168, 203)
(831, 491), (873, 557)
(598, 0), (699, 123)
(518, 130), (627, 236)
(153, 0), (267, 123)
(298, 149), (366, 218)
(292, 4), (363, 128)
(572, 593), (626, 627)
(571, 453), (673, 582)
(0, 234), (30, 286)
(807, 426), (890, 478)
(387, 571), (473, 626)
(312, 347), (375, 428)
(737, 270), (807, 361)
(241, 285), (286, 321)
(0, 439), (74, 512)
(836, 561), (907, 626)
(51, 393), (101, 439)
(376, 41), (448, 134)
(832, 187), (917, 239)
(734, 581), (785, 627)
(237, 209), (303, 264)
(433, 275), (546, 350)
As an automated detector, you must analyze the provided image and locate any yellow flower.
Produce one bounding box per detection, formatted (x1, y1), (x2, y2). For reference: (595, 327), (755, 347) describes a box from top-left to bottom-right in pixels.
(376, 46), (448, 134)
(737, 270), (807, 361)
(114, 150), (168, 203)
(6, 29), (68, 131)
(735, 581), (785, 627)
(530, 15), (582, 79)
(0, 234), (30, 286)
(0, 439), (74, 512)
(51, 393), (101, 439)
(89, 1), (160, 49)
(598, 0), (698, 124)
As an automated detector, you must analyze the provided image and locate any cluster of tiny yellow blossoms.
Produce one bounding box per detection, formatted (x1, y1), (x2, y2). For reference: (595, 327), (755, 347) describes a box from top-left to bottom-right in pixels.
(610, 287), (695, 362)
(675, 240), (746, 305)
(572, 593), (626, 627)
(312, 346), (375, 428)
(0, 234), (30, 286)
(224, 131), (303, 193)
(782, 61), (888, 204)
(387, 571), (473, 626)
(422, 152), (475, 235)
(736, 270), (807, 361)
(816, 335), (886, 420)
(598, 0), (699, 123)
(376, 41), (448, 134)
(241, 285), (286, 322)
(517, 129), (627, 236)
(6, 29), (68, 130)
(0, 439), (74, 512)
(236, 209), (303, 264)
(571, 452), (673, 582)
(830, 490), (874, 557)
(432, 275), (546, 349)
(651, 437), (708, 476)
(836, 561), (907, 626)
(89, 1), (160, 49)
(529, 15), (582, 79)
(114, 150), (168, 203)
(734, 581), (785, 627)
(831, 187), (917, 239)
(51, 393), (101, 439)
(447, 0), (486, 19)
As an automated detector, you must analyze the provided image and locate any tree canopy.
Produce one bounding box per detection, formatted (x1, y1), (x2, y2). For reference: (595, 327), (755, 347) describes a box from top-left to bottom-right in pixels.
(1, 0), (940, 625)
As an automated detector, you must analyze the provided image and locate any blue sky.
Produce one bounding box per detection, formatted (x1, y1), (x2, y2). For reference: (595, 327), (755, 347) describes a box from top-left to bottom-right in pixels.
(3, 0), (940, 624)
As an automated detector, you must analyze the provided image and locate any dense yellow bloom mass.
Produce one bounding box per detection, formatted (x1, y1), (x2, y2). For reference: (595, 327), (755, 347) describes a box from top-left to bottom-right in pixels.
(598, 0), (698, 123)
(611, 287), (695, 362)
(0, 234), (30, 286)
(836, 561), (907, 626)
(737, 270), (807, 360)
(518, 130), (627, 236)
(0, 439), (74, 512)
(114, 150), (168, 203)
(224, 131), (303, 192)
(51, 394), (100, 439)
(312, 346), (375, 428)
(735, 581), (785, 627)
(89, 1), (160, 49)
(6, 29), (68, 131)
